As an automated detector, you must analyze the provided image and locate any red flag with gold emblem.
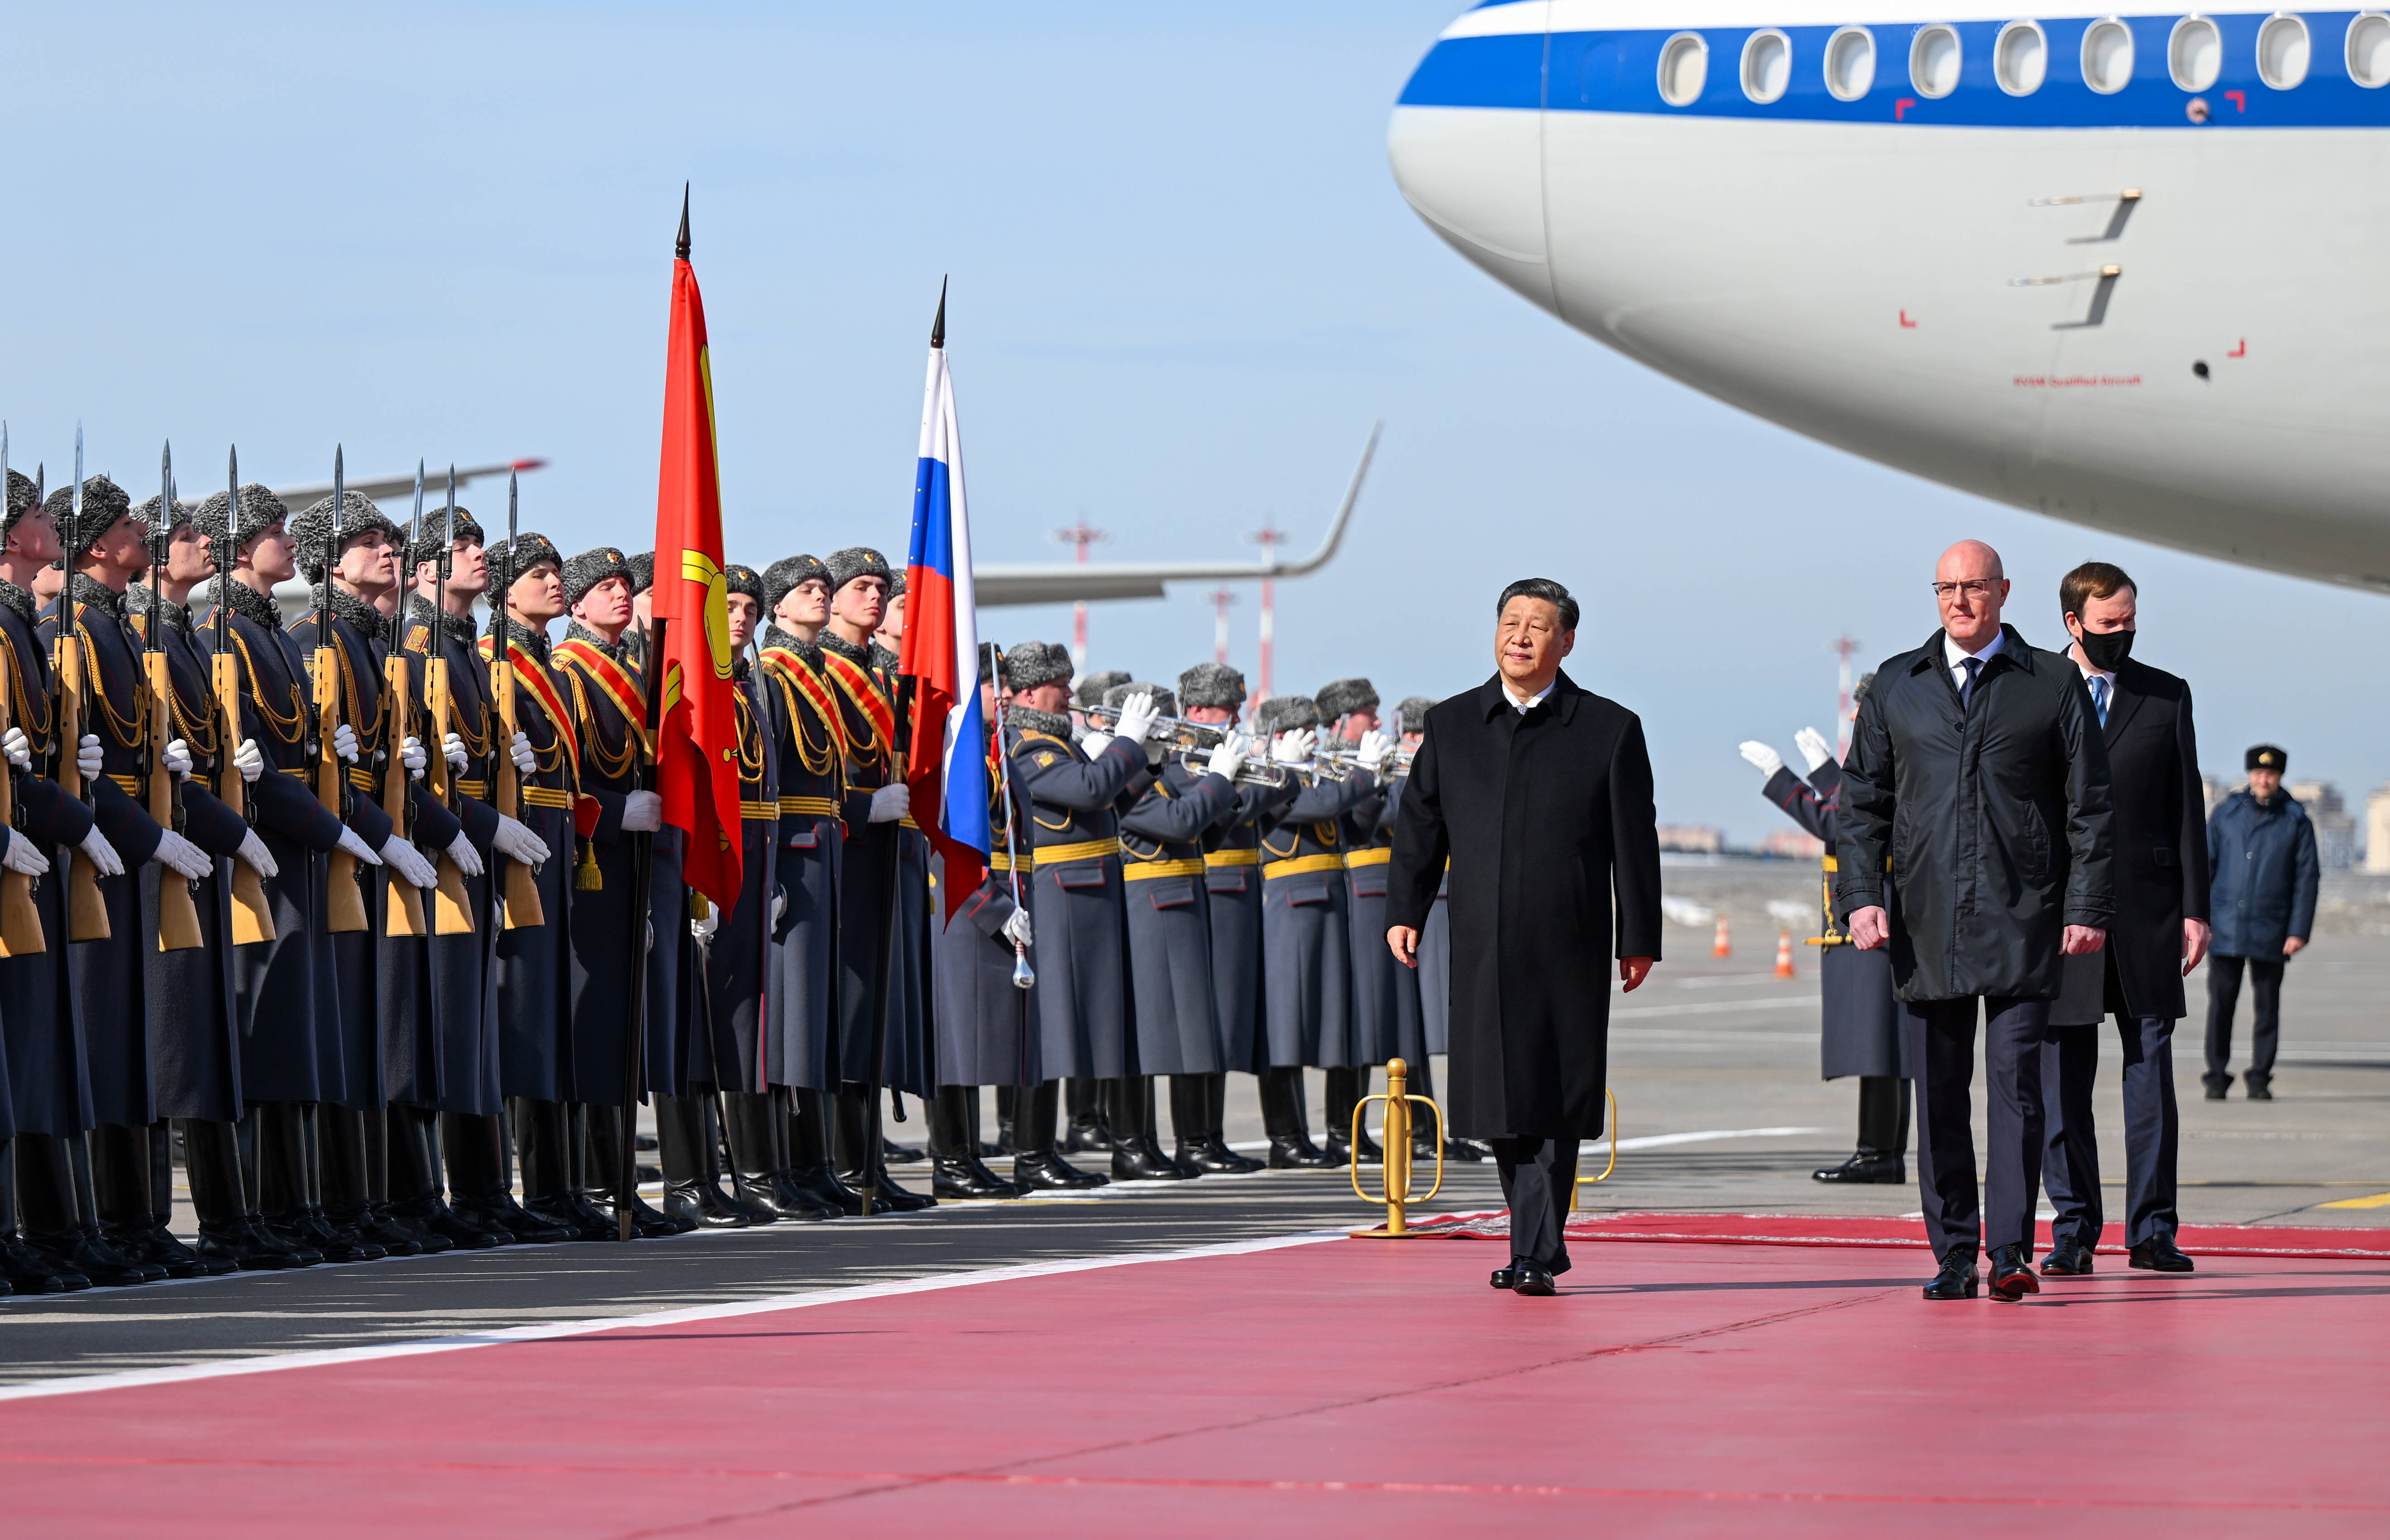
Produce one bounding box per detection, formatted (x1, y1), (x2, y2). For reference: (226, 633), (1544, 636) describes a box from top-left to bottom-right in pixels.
(649, 192), (742, 908)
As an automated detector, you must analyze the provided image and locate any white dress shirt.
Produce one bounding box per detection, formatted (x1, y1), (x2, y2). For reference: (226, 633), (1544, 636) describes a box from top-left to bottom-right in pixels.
(1503, 677), (1556, 713)
(1942, 628), (2005, 695)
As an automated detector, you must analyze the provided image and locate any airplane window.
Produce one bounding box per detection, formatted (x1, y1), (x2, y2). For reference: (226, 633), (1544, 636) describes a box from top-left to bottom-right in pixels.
(2258, 14), (2311, 87)
(1996, 21), (2049, 93)
(2083, 18), (2136, 92)
(1826, 26), (1878, 99)
(2347, 12), (2390, 86)
(1659, 32), (1710, 105)
(2170, 15), (2223, 90)
(1743, 30), (1793, 102)
(1911, 24), (1962, 97)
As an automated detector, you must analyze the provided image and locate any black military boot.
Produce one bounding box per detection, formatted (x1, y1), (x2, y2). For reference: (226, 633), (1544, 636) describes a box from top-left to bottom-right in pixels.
(1260, 1067), (1335, 1169)
(578, 1103), (683, 1237)
(271, 1104), (382, 1263)
(0, 1138), (88, 1292)
(1322, 1067), (1381, 1167)
(656, 1092), (752, 1228)
(1062, 1076), (1113, 1153)
(93, 1121), (206, 1278)
(318, 1104), (408, 1258)
(449, 1110), (573, 1243)
(1010, 1080), (1106, 1190)
(833, 1084), (935, 1212)
(386, 1105), (500, 1250)
(929, 1086), (1022, 1200)
(1816, 1076), (1908, 1183)
(785, 1088), (870, 1216)
(355, 1102), (447, 1255)
(724, 1090), (824, 1221)
(514, 1099), (611, 1241)
(761, 1088), (843, 1219)
(1107, 1077), (1191, 1181)
(1177, 1073), (1263, 1174)
(994, 1085), (1019, 1156)
(20, 1133), (151, 1286)
(179, 1119), (298, 1271)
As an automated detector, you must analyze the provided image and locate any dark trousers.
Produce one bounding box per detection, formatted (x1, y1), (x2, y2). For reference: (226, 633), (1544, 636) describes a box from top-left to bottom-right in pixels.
(2041, 1015), (2180, 1250)
(1490, 1135), (1578, 1272)
(2204, 954), (2283, 1088)
(1907, 995), (2049, 1262)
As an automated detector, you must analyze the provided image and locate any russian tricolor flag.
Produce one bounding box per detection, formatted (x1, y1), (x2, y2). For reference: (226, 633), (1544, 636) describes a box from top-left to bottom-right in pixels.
(899, 292), (989, 919)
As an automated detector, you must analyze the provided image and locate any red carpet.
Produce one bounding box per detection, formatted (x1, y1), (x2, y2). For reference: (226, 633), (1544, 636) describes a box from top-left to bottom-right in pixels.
(1411, 1209), (2390, 1259)
(5, 1224), (2385, 1535)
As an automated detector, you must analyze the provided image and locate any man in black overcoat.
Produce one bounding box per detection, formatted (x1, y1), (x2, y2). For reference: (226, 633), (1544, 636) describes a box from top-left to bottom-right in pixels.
(2039, 562), (2208, 1277)
(1388, 578), (1662, 1297)
(1838, 540), (2114, 1305)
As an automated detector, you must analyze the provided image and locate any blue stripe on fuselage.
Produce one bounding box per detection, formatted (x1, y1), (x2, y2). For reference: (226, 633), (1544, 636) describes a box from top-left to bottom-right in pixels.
(1399, 13), (2390, 128)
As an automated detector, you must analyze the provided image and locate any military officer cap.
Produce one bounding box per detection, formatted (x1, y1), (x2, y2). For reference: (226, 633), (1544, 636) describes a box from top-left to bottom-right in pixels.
(1315, 677), (1378, 721)
(1395, 695), (1436, 732)
(488, 532), (564, 594)
(132, 494), (193, 537)
(825, 545), (892, 597)
(3, 469), (38, 544)
(290, 491), (405, 584)
(49, 475), (133, 560)
(724, 562), (764, 602)
(1177, 662), (1245, 710)
(626, 550), (655, 596)
(2246, 744), (2288, 772)
(190, 484), (290, 558)
(562, 546), (635, 609)
(1006, 640), (1072, 693)
(764, 554), (831, 616)
(1075, 670), (1129, 709)
(1104, 679), (1176, 717)
(1253, 694), (1320, 737)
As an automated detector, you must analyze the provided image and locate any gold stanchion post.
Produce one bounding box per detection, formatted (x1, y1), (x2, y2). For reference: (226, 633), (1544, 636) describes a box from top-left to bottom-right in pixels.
(1350, 1057), (1445, 1239)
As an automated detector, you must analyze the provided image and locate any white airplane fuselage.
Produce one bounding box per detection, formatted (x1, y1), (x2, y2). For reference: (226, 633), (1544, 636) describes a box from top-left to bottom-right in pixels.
(1389, 2), (2390, 588)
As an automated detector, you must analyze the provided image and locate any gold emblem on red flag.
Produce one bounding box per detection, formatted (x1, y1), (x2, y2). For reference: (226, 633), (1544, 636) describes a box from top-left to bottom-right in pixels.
(681, 550), (733, 679)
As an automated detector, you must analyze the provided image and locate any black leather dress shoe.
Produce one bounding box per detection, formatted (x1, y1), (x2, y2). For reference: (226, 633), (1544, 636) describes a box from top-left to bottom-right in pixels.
(1112, 1143), (1194, 1181)
(0, 1235), (87, 1292)
(2245, 1079), (2273, 1101)
(1510, 1264), (1556, 1296)
(2041, 1242), (2095, 1276)
(1987, 1243), (2040, 1302)
(1923, 1251), (1980, 1301)
(1812, 1151), (1906, 1184)
(2129, 1237), (2196, 1273)
(2203, 1077), (2231, 1101)
(1489, 1262), (1522, 1290)
(1012, 1150), (1108, 1190)
(1266, 1135), (1337, 1170)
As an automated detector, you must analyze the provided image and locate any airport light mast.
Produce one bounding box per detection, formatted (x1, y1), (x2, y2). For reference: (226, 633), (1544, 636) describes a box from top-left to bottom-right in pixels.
(1050, 520), (1109, 676)
(1245, 517), (1290, 703)
(1209, 588), (1236, 667)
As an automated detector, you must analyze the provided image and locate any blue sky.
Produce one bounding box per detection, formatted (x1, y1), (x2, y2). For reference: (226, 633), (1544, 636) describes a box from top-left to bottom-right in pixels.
(7, 2), (2381, 840)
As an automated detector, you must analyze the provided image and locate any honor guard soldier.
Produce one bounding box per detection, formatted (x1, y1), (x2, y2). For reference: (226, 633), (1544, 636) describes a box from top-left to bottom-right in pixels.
(1112, 679), (1258, 1176)
(398, 502), (560, 1243)
(758, 555), (867, 1213)
(867, 569), (934, 1167)
(288, 490), (452, 1258)
(815, 546), (931, 1211)
(1254, 693), (1385, 1166)
(1003, 642), (1156, 1182)
(482, 532), (610, 1240)
(1058, 666), (1131, 1150)
(0, 468), (113, 1292)
(554, 547), (688, 1236)
(1318, 679), (1403, 1157)
(193, 483), (389, 1263)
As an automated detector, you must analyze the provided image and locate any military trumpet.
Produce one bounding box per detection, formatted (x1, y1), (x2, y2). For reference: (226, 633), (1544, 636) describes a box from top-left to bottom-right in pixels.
(1082, 703), (1286, 787)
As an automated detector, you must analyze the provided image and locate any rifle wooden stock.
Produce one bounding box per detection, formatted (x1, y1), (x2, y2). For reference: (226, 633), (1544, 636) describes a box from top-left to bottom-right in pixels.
(54, 631), (109, 942)
(490, 653), (544, 930)
(213, 649), (276, 945)
(423, 655), (474, 935)
(0, 652), (45, 957)
(313, 642), (367, 933)
(382, 653), (427, 937)
(145, 650), (204, 953)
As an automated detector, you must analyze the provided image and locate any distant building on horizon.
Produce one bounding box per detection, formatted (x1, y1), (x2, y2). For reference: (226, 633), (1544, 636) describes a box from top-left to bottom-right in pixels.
(1656, 824), (1725, 855)
(2286, 780), (2357, 870)
(1758, 827), (1826, 860)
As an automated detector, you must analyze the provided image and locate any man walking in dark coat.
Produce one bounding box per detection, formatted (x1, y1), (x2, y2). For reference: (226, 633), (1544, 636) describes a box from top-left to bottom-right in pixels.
(1838, 539), (2114, 1304)
(2039, 562), (2209, 1277)
(1388, 577), (1662, 1297)
(2203, 744), (2318, 1102)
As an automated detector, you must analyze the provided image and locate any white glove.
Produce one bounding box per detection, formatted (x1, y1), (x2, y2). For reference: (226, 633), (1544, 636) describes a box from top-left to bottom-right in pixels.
(236, 830), (279, 880)
(152, 828), (213, 881)
(1078, 732), (1114, 759)
(620, 789), (664, 833)
(335, 824), (385, 866)
(645, 918), (655, 953)
(1795, 727), (1834, 775)
(1001, 905), (1032, 948)
(445, 831), (486, 879)
(1205, 731), (1249, 783)
(492, 813), (550, 866)
(1356, 729), (1394, 775)
(379, 834), (437, 890)
(163, 737), (193, 779)
(443, 732), (468, 771)
(1272, 729), (1316, 765)
(234, 738), (265, 784)
(333, 722), (359, 764)
(1109, 691), (1158, 746)
(770, 887), (787, 926)
(2, 726), (30, 771)
(2, 834), (50, 877)
(77, 733), (102, 782)
(402, 735), (427, 780)
(78, 827), (125, 878)
(868, 782), (910, 824)
(1739, 741), (1785, 778)
(691, 904), (719, 944)
(508, 730), (535, 776)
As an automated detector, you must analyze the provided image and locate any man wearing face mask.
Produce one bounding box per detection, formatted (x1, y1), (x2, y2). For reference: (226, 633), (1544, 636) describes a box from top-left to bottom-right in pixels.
(2038, 562), (2209, 1278)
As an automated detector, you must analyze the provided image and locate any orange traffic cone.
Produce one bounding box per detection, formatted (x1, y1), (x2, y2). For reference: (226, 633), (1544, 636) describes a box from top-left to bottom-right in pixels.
(1775, 929), (1796, 979)
(1712, 916), (1731, 958)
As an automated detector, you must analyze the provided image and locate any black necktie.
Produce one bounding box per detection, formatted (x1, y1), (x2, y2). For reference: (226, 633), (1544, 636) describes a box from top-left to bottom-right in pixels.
(1960, 655), (1982, 708)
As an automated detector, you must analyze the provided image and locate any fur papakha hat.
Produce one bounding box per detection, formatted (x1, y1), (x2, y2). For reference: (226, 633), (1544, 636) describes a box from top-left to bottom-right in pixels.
(724, 562), (763, 603)
(1074, 669), (1129, 709)
(488, 532), (564, 595)
(50, 475), (133, 560)
(563, 545), (635, 610)
(1314, 677), (1378, 721)
(1102, 679), (1175, 718)
(290, 491), (405, 584)
(1253, 694), (1319, 737)
(626, 550), (655, 596)
(825, 545), (892, 597)
(1176, 662), (1246, 711)
(764, 554), (830, 616)
(1005, 640), (1073, 693)
(1395, 696), (1436, 732)
(190, 484), (290, 557)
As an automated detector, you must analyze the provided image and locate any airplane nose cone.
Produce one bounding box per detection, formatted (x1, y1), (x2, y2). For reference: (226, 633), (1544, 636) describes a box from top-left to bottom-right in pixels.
(1387, 31), (1554, 315)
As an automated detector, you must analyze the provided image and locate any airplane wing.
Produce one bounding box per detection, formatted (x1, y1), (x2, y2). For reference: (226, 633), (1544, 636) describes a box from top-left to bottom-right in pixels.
(269, 457), (547, 514)
(972, 423), (1379, 607)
